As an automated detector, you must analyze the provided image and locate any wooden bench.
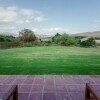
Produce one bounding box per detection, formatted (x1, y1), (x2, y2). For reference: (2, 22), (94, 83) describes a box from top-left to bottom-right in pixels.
(0, 85), (18, 100)
(85, 83), (100, 100)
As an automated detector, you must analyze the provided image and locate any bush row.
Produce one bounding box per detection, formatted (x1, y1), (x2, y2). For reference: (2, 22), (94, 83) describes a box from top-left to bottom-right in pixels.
(0, 42), (20, 49)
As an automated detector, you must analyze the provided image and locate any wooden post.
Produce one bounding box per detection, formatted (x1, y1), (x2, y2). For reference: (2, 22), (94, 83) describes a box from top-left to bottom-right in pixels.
(85, 83), (90, 100)
(13, 86), (18, 100)
(2, 85), (18, 100)
(85, 83), (99, 100)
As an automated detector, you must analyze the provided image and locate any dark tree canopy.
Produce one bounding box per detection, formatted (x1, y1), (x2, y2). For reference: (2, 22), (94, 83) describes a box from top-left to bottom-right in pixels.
(52, 33), (61, 42)
(0, 34), (15, 42)
(80, 37), (96, 47)
(19, 29), (36, 42)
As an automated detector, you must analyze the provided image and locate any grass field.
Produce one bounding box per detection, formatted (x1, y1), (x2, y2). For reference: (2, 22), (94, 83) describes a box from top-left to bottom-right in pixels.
(0, 46), (100, 74)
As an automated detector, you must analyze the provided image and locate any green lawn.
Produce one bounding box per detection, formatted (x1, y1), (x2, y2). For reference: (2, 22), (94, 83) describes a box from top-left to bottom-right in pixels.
(0, 46), (100, 74)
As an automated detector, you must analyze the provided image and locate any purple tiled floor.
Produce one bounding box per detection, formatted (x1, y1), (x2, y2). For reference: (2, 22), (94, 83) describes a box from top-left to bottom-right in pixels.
(0, 75), (100, 100)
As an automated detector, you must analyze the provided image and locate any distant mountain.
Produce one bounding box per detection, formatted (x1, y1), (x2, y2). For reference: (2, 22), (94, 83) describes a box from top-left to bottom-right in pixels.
(73, 31), (100, 38)
(73, 31), (100, 44)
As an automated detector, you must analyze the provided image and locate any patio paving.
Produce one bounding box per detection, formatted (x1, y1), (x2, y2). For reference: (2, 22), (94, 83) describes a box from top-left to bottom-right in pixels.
(0, 75), (100, 100)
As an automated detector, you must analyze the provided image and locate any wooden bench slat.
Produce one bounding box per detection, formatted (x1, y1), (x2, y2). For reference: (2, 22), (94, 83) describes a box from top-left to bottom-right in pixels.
(2, 85), (18, 100)
(85, 83), (100, 100)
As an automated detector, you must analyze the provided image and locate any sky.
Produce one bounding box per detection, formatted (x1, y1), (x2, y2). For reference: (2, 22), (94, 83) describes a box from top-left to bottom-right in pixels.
(0, 0), (100, 36)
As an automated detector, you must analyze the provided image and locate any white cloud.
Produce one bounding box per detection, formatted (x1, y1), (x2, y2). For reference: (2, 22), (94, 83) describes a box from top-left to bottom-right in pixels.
(32, 27), (69, 35)
(0, 9), (17, 23)
(34, 16), (48, 22)
(42, 27), (68, 33)
(91, 24), (98, 28)
(94, 19), (100, 23)
(19, 9), (33, 16)
(32, 27), (83, 35)
(32, 28), (39, 32)
(7, 6), (19, 11)
(25, 20), (30, 23)
(91, 19), (100, 29)
(0, 6), (48, 34)
(19, 9), (48, 22)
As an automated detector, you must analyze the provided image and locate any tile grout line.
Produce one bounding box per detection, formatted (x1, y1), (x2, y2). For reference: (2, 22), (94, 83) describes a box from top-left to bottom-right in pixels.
(3, 75), (17, 90)
(1, 75), (16, 96)
(62, 75), (71, 100)
(54, 75), (57, 100)
(0, 75), (100, 100)
(90, 78), (97, 85)
(19, 75), (28, 90)
(10, 78), (17, 86)
(42, 75), (45, 100)
(81, 76), (96, 85)
(27, 75), (36, 100)
(1, 75), (10, 84)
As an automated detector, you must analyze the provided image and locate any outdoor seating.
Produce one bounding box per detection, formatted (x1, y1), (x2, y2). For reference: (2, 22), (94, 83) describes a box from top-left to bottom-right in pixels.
(0, 85), (18, 100)
(85, 83), (100, 100)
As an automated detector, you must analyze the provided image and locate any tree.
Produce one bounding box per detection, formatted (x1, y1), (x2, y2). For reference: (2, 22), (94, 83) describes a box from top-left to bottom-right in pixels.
(19, 29), (36, 42)
(86, 37), (96, 46)
(0, 34), (15, 42)
(80, 37), (96, 47)
(6, 38), (11, 42)
(0, 37), (5, 42)
(54, 33), (77, 46)
(52, 33), (61, 42)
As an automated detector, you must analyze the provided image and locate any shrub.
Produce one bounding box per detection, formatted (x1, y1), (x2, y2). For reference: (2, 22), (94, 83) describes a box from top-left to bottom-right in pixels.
(0, 37), (5, 42)
(6, 38), (11, 42)
(43, 42), (49, 46)
(52, 33), (61, 42)
(80, 37), (96, 47)
(0, 42), (20, 49)
(19, 29), (37, 42)
(20, 42), (34, 47)
(54, 33), (78, 46)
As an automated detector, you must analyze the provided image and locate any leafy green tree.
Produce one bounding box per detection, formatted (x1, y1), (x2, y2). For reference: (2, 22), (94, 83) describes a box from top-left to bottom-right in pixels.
(80, 37), (96, 47)
(19, 29), (36, 42)
(0, 34), (15, 42)
(52, 33), (61, 42)
(6, 38), (11, 42)
(86, 37), (96, 46)
(0, 37), (5, 42)
(54, 33), (77, 46)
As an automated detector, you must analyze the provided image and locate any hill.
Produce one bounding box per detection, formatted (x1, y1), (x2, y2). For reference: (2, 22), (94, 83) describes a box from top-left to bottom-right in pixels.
(73, 31), (100, 38)
(73, 31), (100, 44)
